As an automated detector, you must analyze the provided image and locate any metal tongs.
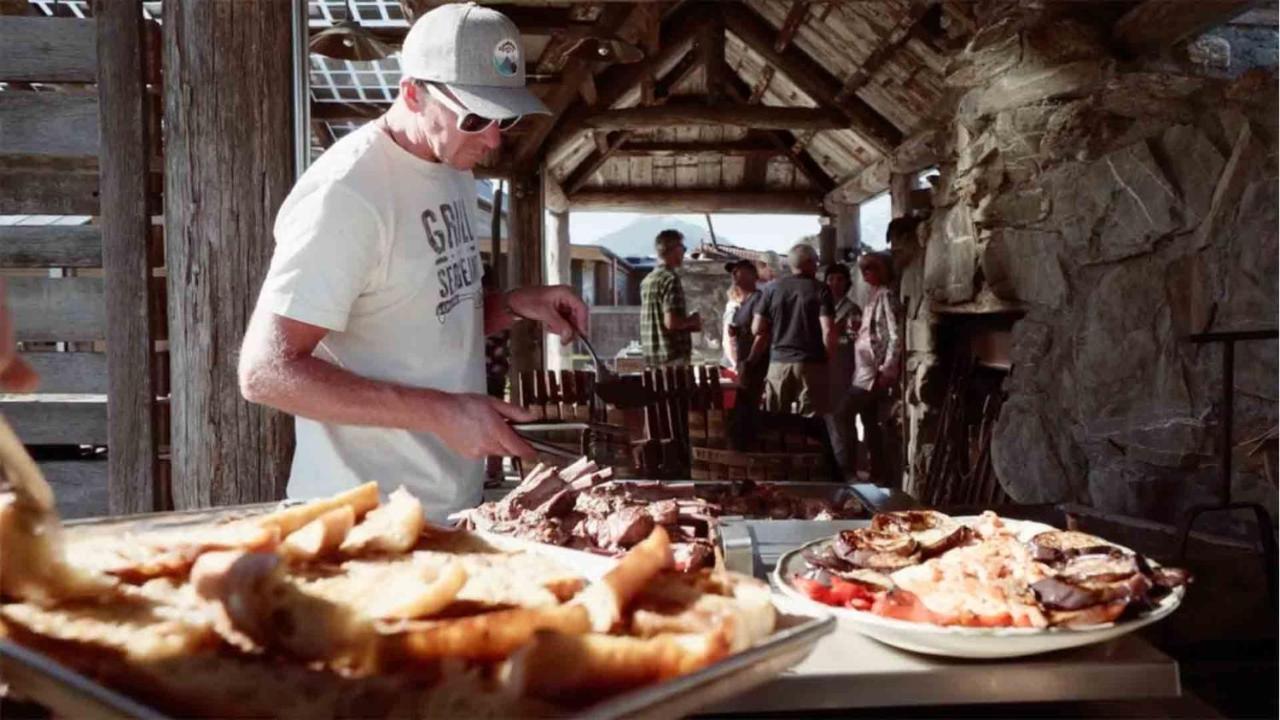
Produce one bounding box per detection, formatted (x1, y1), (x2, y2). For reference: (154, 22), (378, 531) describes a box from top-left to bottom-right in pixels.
(572, 319), (654, 409)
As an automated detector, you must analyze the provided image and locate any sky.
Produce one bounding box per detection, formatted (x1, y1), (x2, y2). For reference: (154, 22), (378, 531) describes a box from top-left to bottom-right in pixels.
(568, 212), (824, 253)
(565, 191), (894, 254)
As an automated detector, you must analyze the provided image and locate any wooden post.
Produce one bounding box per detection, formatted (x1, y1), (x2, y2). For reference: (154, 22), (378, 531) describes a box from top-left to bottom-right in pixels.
(818, 215), (836, 266)
(835, 203), (860, 260)
(96, 0), (158, 514)
(164, 0), (294, 508)
(507, 171), (545, 382)
(890, 172), (912, 219)
(545, 206), (571, 371)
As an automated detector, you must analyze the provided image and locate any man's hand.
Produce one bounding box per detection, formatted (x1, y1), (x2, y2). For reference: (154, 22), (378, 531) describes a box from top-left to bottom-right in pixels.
(429, 393), (538, 460)
(506, 285), (589, 345)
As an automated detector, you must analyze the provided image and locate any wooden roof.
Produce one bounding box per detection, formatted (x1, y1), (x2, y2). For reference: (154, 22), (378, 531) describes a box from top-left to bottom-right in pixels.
(517, 0), (963, 214)
(312, 1), (1268, 213)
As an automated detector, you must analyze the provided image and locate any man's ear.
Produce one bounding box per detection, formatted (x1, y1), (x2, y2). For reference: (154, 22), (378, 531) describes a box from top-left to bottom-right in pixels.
(401, 79), (423, 111)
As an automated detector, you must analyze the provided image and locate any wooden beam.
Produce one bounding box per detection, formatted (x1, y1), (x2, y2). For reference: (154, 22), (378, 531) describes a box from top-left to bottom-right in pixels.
(824, 127), (940, 207)
(97, 0), (159, 515)
(722, 3), (902, 152)
(8, 277), (104, 342)
(382, 6), (578, 36)
(507, 173), (545, 376)
(698, 8), (727, 103)
(165, 0), (294, 508)
(775, 1), (810, 52)
(0, 401), (108, 446)
(543, 6), (706, 159)
(724, 79), (835, 193)
(569, 189), (823, 214)
(612, 138), (784, 157)
(22, 352), (108, 394)
(544, 206), (571, 371)
(563, 131), (631, 195)
(40, 459), (109, 520)
(1114, 0), (1263, 56)
(0, 226), (101, 268)
(0, 17), (96, 82)
(582, 103), (847, 131)
(512, 5), (637, 172)
(748, 66), (776, 104)
(0, 168), (98, 215)
(835, 1), (934, 103)
(653, 49), (701, 104)
(0, 93), (98, 157)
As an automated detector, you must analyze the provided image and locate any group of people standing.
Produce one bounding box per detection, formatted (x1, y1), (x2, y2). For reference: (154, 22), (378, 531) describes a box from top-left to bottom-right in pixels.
(639, 222), (909, 484)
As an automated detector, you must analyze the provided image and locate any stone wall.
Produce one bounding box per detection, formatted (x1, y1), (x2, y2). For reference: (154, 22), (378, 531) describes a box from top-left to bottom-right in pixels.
(901, 4), (1278, 532)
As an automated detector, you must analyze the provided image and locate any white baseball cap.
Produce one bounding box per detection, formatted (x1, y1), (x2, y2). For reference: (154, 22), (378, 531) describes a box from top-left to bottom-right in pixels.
(400, 2), (550, 119)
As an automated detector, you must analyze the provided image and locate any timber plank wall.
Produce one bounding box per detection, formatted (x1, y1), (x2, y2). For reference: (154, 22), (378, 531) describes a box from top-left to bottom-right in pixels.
(0, 10), (165, 518)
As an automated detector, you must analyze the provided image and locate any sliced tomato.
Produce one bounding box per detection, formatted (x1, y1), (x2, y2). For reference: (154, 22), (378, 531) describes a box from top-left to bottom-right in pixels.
(827, 577), (876, 607)
(871, 589), (941, 623)
(792, 575), (833, 605)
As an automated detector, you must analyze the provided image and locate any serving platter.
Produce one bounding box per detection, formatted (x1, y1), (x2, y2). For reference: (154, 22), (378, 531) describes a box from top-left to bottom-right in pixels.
(772, 517), (1185, 659)
(2, 502), (836, 720)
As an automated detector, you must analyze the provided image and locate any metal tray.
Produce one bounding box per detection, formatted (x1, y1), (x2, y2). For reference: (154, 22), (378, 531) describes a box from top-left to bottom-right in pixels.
(1, 503), (835, 720)
(602, 479), (868, 516)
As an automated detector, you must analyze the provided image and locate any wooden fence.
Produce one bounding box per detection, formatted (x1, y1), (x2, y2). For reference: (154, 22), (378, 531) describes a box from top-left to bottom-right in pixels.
(0, 9), (165, 517)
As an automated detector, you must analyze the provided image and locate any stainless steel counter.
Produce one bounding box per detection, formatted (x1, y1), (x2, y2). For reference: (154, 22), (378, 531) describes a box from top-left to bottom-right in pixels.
(708, 623), (1180, 712)
(710, 517), (1182, 712)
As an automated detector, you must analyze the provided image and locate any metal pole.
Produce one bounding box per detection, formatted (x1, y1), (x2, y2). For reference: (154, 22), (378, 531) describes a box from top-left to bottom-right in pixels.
(291, 0), (311, 178)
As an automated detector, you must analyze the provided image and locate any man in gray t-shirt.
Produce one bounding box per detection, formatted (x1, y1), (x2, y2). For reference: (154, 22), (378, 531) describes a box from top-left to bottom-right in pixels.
(751, 244), (836, 416)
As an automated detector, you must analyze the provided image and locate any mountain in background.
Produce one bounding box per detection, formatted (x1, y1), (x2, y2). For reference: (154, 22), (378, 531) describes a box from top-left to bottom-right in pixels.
(580, 216), (726, 259)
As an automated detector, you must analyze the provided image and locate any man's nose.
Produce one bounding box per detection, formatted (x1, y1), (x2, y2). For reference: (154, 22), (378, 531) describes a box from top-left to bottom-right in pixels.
(480, 123), (502, 150)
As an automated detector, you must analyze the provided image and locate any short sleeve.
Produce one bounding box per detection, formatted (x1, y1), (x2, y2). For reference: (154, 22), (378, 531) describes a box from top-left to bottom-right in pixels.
(754, 285), (773, 318)
(818, 284), (835, 318)
(664, 275), (687, 316)
(257, 184), (384, 332)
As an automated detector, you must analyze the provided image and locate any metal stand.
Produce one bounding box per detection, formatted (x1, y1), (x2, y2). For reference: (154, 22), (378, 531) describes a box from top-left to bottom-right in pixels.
(1177, 329), (1278, 609)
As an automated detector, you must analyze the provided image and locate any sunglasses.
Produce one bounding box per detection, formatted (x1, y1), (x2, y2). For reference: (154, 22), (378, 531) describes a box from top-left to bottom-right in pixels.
(421, 82), (521, 134)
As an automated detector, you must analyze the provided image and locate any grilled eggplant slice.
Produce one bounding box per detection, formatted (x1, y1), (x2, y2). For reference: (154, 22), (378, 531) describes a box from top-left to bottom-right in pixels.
(834, 529), (921, 571)
(1028, 530), (1120, 564)
(870, 510), (971, 558)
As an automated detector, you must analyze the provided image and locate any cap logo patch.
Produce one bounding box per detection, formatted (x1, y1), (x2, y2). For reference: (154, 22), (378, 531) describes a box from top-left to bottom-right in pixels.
(493, 39), (520, 77)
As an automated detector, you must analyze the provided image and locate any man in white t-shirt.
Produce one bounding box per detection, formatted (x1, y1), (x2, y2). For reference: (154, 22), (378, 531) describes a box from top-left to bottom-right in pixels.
(238, 3), (587, 521)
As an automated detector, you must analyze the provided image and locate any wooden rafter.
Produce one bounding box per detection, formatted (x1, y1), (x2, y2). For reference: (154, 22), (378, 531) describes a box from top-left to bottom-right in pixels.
(834, 1), (935, 104)
(775, 0), (810, 52)
(542, 4), (707, 160)
(563, 130), (632, 194)
(723, 3), (902, 153)
(725, 78), (835, 194)
(1113, 0), (1264, 56)
(612, 137), (784, 157)
(511, 4), (637, 172)
(698, 7), (727, 103)
(551, 38), (700, 190)
(582, 103), (847, 131)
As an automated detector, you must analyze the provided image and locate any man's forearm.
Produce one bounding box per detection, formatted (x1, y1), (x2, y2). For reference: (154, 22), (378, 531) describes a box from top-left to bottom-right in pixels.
(241, 353), (453, 433)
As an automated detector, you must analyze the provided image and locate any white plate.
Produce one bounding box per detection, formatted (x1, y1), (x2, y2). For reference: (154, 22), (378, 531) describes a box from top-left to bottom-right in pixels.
(772, 516), (1185, 659)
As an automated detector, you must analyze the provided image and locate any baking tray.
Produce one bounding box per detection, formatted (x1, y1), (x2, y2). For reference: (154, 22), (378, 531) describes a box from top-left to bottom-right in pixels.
(1, 502), (835, 720)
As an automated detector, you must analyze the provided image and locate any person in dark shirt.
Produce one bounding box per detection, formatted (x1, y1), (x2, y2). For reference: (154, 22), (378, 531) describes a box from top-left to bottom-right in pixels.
(723, 260), (768, 449)
(751, 244), (836, 417)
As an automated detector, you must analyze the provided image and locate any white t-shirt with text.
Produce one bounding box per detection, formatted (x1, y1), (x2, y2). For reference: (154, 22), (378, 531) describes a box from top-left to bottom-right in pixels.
(258, 123), (485, 521)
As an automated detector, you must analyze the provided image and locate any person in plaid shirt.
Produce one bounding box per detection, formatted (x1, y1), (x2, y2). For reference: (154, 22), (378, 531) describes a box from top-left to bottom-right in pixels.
(640, 229), (702, 367)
